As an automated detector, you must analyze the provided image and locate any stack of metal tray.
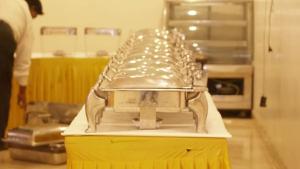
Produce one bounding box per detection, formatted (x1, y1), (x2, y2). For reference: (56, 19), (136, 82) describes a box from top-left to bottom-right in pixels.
(6, 124), (67, 164)
(5, 102), (81, 164)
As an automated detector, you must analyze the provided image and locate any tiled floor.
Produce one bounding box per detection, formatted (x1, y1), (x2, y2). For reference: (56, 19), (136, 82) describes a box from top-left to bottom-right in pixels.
(0, 151), (66, 169)
(0, 118), (280, 169)
(224, 118), (280, 169)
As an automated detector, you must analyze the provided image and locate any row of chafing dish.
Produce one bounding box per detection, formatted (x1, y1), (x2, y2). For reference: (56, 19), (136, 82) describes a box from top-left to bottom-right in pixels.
(85, 29), (209, 133)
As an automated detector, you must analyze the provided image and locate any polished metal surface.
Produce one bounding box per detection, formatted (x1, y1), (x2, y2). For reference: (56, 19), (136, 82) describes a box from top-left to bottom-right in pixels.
(85, 29), (208, 133)
(5, 124), (67, 147)
(25, 102), (81, 125)
(9, 147), (66, 165)
(40, 26), (77, 35)
(99, 29), (194, 90)
(84, 27), (121, 36)
(4, 102), (75, 164)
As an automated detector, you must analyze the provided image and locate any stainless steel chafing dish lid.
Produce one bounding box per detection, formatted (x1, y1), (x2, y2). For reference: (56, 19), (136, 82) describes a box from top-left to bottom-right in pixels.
(5, 124), (67, 146)
(85, 28), (208, 133)
(101, 63), (191, 89)
(95, 29), (204, 91)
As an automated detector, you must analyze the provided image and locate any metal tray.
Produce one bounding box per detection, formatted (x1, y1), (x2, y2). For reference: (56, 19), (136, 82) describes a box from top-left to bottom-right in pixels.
(6, 124), (67, 146)
(9, 146), (66, 165)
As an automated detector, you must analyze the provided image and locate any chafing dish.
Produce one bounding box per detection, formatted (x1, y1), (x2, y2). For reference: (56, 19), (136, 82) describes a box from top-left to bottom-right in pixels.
(4, 124), (67, 164)
(85, 29), (208, 133)
(8, 143), (66, 165)
(6, 124), (67, 146)
(25, 102), (81, 125)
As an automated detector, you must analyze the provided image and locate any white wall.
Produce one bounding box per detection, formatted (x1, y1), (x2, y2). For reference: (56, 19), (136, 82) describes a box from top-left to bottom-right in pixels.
(253, 0), (300, 168)
(32, 0), (165, 53)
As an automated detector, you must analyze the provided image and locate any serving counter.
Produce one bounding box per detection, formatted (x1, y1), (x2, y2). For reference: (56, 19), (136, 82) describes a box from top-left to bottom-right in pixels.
(63, 92), (232, 169)
(8, 57), (110, 130)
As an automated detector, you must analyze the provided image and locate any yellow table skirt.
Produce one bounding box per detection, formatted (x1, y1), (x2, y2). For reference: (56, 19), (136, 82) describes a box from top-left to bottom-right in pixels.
(8, 57), (109, 130)
(65, 136), (231, 169)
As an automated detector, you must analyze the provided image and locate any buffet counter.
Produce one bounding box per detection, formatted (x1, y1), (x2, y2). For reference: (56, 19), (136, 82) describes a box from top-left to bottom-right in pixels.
(63, 92), (232, 169)
(8, 57), (110, 130)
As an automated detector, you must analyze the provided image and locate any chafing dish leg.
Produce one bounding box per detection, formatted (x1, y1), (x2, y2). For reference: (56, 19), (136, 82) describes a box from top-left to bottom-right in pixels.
(188, 92), (208, 133)
(139, 91), (158, 129)
(85, 89), (106, 133)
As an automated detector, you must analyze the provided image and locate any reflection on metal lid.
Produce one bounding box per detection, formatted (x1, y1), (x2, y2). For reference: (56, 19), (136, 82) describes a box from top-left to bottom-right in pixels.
(187, 10), (197, 16)
(96, 29), (206, 90)
(188, 26), (198, 31)
(192, 43), (198, 47)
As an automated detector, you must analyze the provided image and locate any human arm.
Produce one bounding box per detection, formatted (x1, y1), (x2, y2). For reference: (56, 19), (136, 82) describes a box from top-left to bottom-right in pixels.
(14, 11), (34, 109)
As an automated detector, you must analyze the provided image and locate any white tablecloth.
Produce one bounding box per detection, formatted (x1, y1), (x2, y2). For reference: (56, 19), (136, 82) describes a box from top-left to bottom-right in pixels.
(63, 92), (231, 138)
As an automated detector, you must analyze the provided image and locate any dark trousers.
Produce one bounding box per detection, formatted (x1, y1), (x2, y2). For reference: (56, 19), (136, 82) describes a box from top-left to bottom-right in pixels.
(0, 20), (16, 141)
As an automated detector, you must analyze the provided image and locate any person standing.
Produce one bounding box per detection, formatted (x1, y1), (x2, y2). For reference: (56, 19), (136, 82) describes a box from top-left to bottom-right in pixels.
(0, 0), (43, 150)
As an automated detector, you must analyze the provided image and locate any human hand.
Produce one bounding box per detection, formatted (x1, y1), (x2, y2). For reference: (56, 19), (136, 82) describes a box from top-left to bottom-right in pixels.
(18, 86), (27, 110)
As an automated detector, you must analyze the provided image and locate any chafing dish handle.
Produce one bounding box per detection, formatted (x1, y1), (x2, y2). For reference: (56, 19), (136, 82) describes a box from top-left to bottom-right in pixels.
(85, 88), (107, 133)
(188, 92), (208, 133)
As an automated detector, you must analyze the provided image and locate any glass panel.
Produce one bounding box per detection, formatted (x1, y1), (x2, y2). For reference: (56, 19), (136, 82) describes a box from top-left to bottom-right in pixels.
(208, 78), (244, 95)
(167, 1), (252, 64)
(170, 5), (209, 20)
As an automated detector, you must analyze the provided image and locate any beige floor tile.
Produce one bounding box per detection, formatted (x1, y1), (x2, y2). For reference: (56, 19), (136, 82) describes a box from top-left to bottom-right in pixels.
(225, 118), (279, 169)
(0, 150), (66, 169)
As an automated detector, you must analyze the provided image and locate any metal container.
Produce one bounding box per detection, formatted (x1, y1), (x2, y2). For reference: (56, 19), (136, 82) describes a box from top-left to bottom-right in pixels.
(8, 143), (66, 165)
(85, 29), (209, 133)
(4, 102), (80, 164)
(6, 124), (67, 146)
(25, 102), (82, 125)
(5, 124), (67, 164)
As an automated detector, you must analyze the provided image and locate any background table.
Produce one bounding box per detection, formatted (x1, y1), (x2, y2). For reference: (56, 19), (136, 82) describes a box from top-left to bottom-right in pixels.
(7, 57), (109, 130)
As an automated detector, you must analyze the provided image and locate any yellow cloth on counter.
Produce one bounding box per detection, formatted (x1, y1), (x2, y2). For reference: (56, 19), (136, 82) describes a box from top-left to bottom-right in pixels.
(65, 136), (231, 169)
(8, 57), (109, 129)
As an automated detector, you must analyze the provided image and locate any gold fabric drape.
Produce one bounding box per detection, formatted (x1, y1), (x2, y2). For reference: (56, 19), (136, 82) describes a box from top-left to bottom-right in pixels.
(65, 136), (231, 169)
(8, 57), (109, 129)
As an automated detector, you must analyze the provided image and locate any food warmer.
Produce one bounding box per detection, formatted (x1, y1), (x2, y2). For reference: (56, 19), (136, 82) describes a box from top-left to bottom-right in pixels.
(85, 29), (209, 133)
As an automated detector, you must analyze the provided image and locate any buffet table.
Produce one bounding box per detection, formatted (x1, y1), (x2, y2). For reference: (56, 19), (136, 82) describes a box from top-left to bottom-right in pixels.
(8, 57), (110, 129)
(63, 92), (232, 169)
